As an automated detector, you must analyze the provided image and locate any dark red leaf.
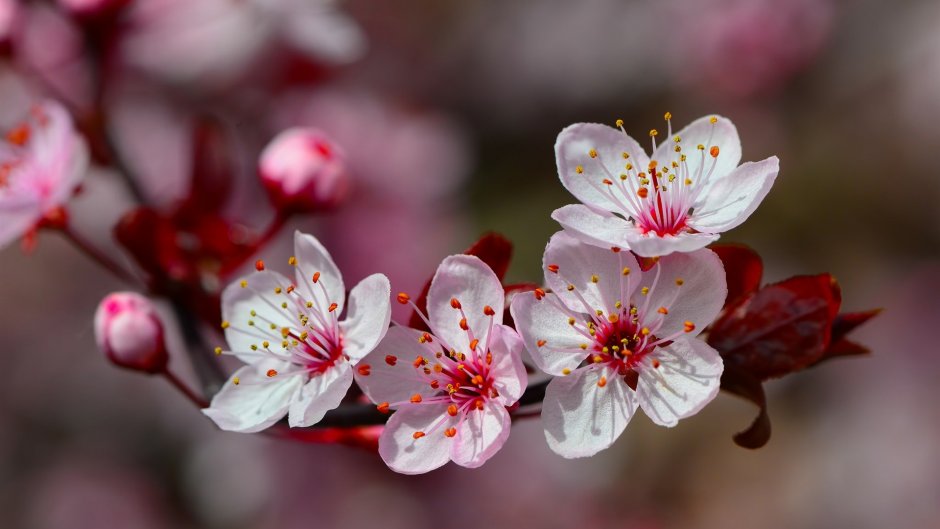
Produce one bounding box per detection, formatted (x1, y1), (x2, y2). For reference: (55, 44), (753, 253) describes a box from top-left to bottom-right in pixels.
(708, 274), (842, 380)
(408, 233), (513, 330)
(503, 282), (541, 328)
(829, 309), (882, 345)
(710, 243), (763, 307)
(720, 366), (772, 449)
(176, 118), (233, 221)
(282, 426), (381, 451)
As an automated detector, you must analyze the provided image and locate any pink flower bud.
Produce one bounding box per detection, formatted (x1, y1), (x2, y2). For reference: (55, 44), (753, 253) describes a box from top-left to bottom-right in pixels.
(94, 292), (168, 373)
(258, 128), (349, 212)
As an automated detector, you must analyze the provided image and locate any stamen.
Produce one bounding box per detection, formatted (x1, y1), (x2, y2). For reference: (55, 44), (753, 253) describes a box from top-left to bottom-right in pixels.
(255, 260), (265, 271)
(357, 365), (371, 376)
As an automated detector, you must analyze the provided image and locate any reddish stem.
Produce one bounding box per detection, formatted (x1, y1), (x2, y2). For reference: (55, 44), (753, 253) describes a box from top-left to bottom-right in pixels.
(60, 224), (139, 284)
(163, 370), (210, 408)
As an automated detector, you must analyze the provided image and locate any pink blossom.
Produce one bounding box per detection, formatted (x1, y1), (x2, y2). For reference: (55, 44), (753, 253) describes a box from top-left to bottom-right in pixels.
(0, 100), (89, 249)
(552, 115), (779, 257)
(204, 231), (391, 432)
(94, 292), (169, 373)
(510, 232), (726, 458)
(56, 0), (127, 16)
(355, 255), (527, 474)
(258, 127), (349, 212)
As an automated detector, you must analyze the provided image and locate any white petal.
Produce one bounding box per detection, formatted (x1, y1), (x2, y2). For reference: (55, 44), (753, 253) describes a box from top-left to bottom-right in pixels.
(428, 254), (503, 355)
(221, 270), (298, 364)
(282, 9), (367, 64)
(485, 324), (528, 404)
(510, 292), (589, 376)
(287, 361), (354, 427)
(293, 230), (345, 315)
(354, 326), (442, 406)
(690, 157), (779, 232)
(652, 115), (741, 188)
(636, 338), (723, 427)
(551, 204), (637, 250)
(543, 231), (640, 315)
(378, 403), (453, 474)
(450, 401), (511, 468)
(542, 366), (637, 458)
(203, 362), (300, 433)
(556, 123), (650, 214)
(639, 249), (727, 338)
(621, 230), (720, 258)
(339, 273), (391, 361)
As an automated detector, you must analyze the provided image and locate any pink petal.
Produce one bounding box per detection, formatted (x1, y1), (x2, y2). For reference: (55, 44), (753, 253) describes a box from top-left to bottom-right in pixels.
(620, 230), (720, 258)
(641, 249), (727, 338)
(543, 230), (639, 315)
(556, 123), (650, 214)
(378, 403), (453, 474)
(542, 365), (637, 458)
(338, 273), (391, 361)
(450, 401), (511, 468)
(690, 157), (779, 232)
(636, 338), (723, 427)
(287, 362), (354, 427)
(221, 270), (297, 364)
(652, 115), (741, 187)
(354, 326), (442, 406)
(427, 254), (503, 355)
(203, 361), (300, 433)
(551, 203), (636, 249)
(510, 291), (589, 376)
(485, 324), (528, 404)
(0, 201), (40, 250)
(292, 230), (345, 315)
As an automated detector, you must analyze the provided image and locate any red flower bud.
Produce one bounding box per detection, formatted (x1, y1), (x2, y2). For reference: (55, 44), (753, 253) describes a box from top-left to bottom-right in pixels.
(94, 292), (168, 374)
(258, 128), (349, 212)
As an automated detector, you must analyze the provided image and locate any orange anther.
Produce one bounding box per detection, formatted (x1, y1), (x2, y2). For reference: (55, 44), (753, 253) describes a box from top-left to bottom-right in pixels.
(410, 393), (423, 403)
(413, 431), (425, 439)
(537, 339), (547, 347)
(447, 404), (459, 416)
(385, 355), (398, 366)
(328, 303), (338, 312)
(547, 264), (559, 273)
(709, 146), (720, 158)
(683, 321), (696, 333)
(459, 318), (469, 330)
(312, 272), (321, 283)
(255, 260), (265, 271)
(450, 298), (462, 309)
(483, 305), (496, 316)
(534, 288), (546, 300)
(266, 369), (278, 378)
(397, 292), (411, 304)
(357, 364), (371, 376)
(377, 402), (390, 414)
(444, 427), (457, 438)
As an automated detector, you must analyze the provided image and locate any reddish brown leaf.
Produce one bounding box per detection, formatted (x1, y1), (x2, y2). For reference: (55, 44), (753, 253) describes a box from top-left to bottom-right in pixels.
(830, 309), (882, 345)
(720, 366), (772, 449)
(708, 274), (841, 380)
(408, 233), (514, 330)
(710, 243), (763, 307)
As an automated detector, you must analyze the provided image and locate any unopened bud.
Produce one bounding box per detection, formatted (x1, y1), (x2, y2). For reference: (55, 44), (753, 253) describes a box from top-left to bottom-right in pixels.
(258, 128), (349, 212)
(94, 292), (168, 373)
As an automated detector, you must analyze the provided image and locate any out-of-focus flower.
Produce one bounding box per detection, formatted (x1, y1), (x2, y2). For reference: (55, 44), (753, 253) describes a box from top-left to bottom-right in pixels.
(356, 255), (527, 474)
(121, 0), (364, 87)
(259, 127), (348, 212)
(204, 231), (390, 432)
(0, 100), (89, 249)
(510, 232), (726, 458)
(0, 0), (18, 45)
(94, 292), (169, 373)
(552, 115), (779, 257)
(56, 0), (128, 17)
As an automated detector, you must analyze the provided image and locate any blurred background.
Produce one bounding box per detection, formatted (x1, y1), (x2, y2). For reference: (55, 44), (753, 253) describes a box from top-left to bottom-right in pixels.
(1, 0), (938, 528)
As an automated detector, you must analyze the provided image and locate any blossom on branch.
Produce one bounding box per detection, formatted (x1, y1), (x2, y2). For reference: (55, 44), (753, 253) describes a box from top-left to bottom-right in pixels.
(511, 232), (727, 457)
(203, 231), (391, 432)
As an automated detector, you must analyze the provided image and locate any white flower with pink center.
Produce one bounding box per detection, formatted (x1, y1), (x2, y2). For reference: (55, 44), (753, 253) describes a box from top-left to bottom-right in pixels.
(355, 255), (527, 474)
(203, 231), (391, 433)
(552, 114), (779, 257)
(510, 232), (727, 458)
(0, 100), (89, 249)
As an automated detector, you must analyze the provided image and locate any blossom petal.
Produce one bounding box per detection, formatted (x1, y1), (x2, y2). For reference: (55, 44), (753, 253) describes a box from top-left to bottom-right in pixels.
(542, 365), (637, 458)
(221, 270), (298, 364)
(543, 230), (640, 316)
(287, 362), (354, 427)
(551, 204), (636, 249)
(640, 249), (727, 338)
(486, 324), (528, 403)
(428, 254), (503, 355)
(354, 326), (442, 406)
(652, 115), (741, 187)
(556, 123), (650, 214)
(451, 402), (511, 468)
(203, 361), (300, 433)
(621, 230), (721, 258)
(378, 403), (453, 474)
(690, 157), (779, 233)
(636, 338), (723, 427)
(510, 292), (589, 376)
(293, 230), (345, 315)
(0, 201), (40, 251)
(339, 273), (391, 361)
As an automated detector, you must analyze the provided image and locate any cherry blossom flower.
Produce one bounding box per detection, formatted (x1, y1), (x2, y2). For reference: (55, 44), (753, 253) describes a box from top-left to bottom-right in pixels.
(510, 232), (727, 458)
(203, 231), (391, 433)
(355, 255), (527, 474)
(94, 292), (168, 374)
(552, 114), (779, 257)
(0, 100), (89, 250)
(258, 127), (349, 212)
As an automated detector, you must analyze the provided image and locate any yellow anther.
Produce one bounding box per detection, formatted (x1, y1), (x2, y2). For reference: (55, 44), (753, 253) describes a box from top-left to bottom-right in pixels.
(233, 377), (240, 385)
(625, 163), (633, 170)
(239, 280), (247, 288)
(575, 165), (584, 174)
(622, 267), (631, 276)
(288, 256), (297, 266)
(568, 317), (576, 325)
(664, 111), (672, 120)
(709, 116), (718, 124)
(649, 129), (659, 137)
(274, 287), (282, 294)
(615, 119), (624, 128)
(214, 347), (222, 355)
(562, 368), (572, 375)
(306, 301), (313, 308)
(591, 274), (599, 283)
(580, 343), (588, 350)
(641, 287), (650, 295)
(615, 301), (623, 309)
(589, 148), (598, 158)
(262, 341), (269, 348)
(697, 144), (705, 150)
(675, 278), (685, 286)
(220, 321), (230, 329)
(641, 327), (650, 335)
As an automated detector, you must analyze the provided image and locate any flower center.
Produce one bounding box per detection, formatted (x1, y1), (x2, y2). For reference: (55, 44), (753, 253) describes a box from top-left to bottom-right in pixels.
(589, 309), (656, 375)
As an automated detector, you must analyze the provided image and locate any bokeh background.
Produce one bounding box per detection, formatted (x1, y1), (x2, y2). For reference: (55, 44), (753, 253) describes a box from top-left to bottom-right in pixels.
(1, 0), (938, 528)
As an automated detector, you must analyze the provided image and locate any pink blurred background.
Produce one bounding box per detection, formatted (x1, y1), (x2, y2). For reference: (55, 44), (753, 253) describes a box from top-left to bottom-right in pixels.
(1, 0), (937, 528)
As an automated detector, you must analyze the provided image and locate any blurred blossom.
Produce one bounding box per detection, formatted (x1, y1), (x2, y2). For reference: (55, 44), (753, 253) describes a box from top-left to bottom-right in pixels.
(94, 292), (168, 373)
(259, 127), (349, 212)
(668, 0), (835, 99)
(273, 88), (471, 321)
(121, 0), (364, 88)
(0, 99), (89, 250)
(56, 0), (128, 17)
(0, 0), (18, 44)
